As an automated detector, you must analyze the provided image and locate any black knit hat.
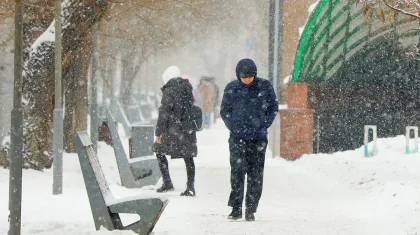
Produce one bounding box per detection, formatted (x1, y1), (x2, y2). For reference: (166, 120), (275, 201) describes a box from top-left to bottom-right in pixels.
(236, 58), (257, 79)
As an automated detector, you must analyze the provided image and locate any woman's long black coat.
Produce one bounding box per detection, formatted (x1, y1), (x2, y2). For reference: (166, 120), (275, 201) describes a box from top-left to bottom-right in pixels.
(155, 77), (197, 159)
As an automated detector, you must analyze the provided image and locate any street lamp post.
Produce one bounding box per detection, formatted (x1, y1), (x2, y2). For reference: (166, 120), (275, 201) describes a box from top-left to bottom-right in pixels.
(53, 0), (63, 195)
(8, 0), (24, 234)
(269, 0), (283, 158)
(269, 1), (275, 84)
(90, 23), (99, 154)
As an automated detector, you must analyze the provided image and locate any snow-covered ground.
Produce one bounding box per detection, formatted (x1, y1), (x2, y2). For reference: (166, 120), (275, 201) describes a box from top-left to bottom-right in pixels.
(1, 120), (420, 234)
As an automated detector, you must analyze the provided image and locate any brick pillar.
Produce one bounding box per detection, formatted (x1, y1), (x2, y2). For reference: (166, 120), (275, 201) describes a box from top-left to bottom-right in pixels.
(280, 83), (314, 160)
(287, 83), (308, 109)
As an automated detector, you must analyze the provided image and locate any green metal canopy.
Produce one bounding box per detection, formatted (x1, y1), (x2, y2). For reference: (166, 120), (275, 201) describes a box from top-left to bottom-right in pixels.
(292, 0), (420, 84)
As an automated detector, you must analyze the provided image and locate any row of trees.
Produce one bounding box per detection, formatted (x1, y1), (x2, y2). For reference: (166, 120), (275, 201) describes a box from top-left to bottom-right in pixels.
(0, 0), (418, 169)
(0, 0), (265, 169)
(1, 0), (418, 169)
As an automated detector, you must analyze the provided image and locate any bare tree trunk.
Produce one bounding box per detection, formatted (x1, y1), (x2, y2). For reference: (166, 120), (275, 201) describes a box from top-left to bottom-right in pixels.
(22, 0), (109, 169)
(120, 56), (131, 108)
(63, 73), (75, 153)
(120, 43), (141, 110)
(102, 54), (116, 101)
(121, 68), (139, 109)
(63, 39), (91, 152)
(100, 54), (115, 102)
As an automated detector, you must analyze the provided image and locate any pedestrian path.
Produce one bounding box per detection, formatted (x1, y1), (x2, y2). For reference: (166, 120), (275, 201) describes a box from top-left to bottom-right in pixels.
(0, 119), (417, 234)
(151, 121), (405, 235)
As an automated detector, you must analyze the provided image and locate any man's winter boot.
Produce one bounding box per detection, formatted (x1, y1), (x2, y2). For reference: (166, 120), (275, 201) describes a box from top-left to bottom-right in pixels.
(228, 207), (242, 220)
(180, 187), (196, 196)
(245, 210), (255, 221)
(156, 183), (174, 193)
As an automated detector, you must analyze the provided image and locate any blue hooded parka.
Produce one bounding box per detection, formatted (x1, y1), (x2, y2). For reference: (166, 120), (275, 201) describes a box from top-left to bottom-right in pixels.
(220, 59), (279, 140)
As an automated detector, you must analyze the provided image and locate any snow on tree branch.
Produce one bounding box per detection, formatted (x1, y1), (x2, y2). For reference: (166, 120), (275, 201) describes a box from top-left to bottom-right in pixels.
(24, 0), (73, 81)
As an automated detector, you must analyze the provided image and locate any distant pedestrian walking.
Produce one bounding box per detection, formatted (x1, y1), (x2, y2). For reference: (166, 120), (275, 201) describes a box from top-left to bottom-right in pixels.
(198, 78), (215, 129)
(206, 77), (220, 124)
(154, 66), (197, 196)
(220, 58), (278, 221)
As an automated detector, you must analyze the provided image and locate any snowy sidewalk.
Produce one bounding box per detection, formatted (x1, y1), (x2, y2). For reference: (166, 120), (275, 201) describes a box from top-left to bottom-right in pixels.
(0, 121), (419, 234)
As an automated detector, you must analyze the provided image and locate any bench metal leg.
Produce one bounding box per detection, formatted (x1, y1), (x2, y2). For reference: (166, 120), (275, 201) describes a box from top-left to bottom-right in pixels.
(109, 198), (169, 235)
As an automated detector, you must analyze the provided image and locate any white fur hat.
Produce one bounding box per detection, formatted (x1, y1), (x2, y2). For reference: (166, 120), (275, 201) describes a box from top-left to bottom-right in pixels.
(162, 66), (181, 84)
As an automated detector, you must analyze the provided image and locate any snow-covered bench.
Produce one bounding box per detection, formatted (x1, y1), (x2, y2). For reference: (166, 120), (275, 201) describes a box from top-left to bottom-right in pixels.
(74, 131), (168, 235)
(106, 110), (161, 188)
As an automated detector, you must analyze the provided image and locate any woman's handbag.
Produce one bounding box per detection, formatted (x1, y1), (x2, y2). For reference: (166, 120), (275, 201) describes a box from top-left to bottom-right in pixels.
(183, 105), (203, 132)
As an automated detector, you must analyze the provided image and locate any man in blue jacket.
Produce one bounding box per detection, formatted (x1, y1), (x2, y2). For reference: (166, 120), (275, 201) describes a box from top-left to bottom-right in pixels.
(220, 58), (278, 221)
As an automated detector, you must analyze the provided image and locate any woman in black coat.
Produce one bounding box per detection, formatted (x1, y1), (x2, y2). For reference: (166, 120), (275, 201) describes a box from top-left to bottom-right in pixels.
(154, 66), (197, 196)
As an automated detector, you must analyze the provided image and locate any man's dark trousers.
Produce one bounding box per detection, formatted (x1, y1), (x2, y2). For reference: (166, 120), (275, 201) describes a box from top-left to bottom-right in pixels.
(228, 137), (268, 213)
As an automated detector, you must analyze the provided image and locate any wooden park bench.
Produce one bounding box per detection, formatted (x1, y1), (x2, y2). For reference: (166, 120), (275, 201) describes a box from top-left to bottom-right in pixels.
(74, 131), (168, 235)
(106, 110), (161, 188)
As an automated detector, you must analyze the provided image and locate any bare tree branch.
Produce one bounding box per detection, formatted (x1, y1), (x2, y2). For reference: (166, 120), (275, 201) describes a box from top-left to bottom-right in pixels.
(383, 0), (420, 19)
